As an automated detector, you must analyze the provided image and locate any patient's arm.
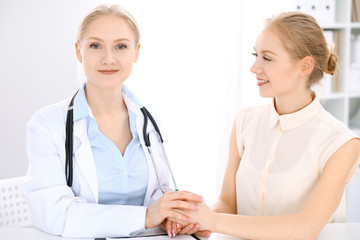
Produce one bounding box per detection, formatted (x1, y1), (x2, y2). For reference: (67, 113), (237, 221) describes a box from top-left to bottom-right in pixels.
(182, 138), (360, 240)
(212, 120), (240, 214)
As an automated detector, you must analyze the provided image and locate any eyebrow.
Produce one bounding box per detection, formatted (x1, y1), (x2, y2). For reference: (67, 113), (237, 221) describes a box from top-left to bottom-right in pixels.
(253, 47), (277, 56)
(261, 50), (277, 56)
(87, 37), (131, 43)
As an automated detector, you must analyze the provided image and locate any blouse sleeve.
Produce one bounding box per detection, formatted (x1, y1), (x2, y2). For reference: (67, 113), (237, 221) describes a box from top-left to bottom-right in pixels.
(319, 130), (360, 185)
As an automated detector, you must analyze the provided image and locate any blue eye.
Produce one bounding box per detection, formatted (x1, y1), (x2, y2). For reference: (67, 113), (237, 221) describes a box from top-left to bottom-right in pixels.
(90, 43), (100, 49)
(117, 44), (127, 50)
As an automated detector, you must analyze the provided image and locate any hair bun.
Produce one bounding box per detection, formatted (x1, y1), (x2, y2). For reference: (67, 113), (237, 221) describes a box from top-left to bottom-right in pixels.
(325, 53), (338, 75)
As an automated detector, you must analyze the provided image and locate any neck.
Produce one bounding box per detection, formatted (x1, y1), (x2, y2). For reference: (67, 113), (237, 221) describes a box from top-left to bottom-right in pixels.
(274, 90), (314, 115)
(84, 82), (127, 116)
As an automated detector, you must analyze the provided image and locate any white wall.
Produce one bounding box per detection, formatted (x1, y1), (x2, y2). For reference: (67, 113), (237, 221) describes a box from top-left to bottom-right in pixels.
(0, 0), (82, 179)
(0, 0), (243, 202)
(0, 0), (292, 203)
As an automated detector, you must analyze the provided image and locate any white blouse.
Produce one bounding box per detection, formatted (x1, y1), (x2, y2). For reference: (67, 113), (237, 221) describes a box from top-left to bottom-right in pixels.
(235, 96), (359, 217)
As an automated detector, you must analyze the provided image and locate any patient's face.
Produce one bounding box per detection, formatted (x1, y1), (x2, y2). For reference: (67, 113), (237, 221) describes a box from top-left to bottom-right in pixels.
(250, 27), (303, 99)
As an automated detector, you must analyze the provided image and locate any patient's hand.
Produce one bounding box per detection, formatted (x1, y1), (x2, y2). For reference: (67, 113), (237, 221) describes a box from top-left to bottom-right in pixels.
(161, 220), (211, 237)
(161, 219), (181, 237)
(178, 201), (215, 232)
(178, 224), (211, 237)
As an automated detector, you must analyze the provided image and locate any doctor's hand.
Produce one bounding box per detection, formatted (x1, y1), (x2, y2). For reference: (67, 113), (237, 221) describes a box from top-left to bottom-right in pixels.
(176, 201), (215, 232)
(145, 191), (203, 229)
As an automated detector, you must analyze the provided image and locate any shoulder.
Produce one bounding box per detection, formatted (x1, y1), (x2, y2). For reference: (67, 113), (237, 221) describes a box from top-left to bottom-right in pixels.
(324, 136), (360, 184)
(28, 98), (71, 130)
(316, 106), (360, 182)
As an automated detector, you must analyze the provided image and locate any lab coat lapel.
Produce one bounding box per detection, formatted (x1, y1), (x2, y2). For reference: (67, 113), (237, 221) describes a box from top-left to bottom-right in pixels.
(73, 118), (99, 203)
(136, 109), (157, 207)
(123, 87), (163, 206)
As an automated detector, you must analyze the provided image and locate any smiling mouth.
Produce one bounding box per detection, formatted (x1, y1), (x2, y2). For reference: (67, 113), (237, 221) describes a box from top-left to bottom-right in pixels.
(257, 79), (269, 86)
(98, 69), (119, 75)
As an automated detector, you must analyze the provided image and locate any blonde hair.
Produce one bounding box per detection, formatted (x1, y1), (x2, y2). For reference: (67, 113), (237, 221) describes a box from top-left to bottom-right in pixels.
(77, 4), (140, 45)
(265, 12), (338, 87)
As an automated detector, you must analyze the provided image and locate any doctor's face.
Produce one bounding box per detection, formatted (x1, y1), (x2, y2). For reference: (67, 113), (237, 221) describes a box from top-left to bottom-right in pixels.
(250, 27), (303, 99)
(75, 15), (140, 90)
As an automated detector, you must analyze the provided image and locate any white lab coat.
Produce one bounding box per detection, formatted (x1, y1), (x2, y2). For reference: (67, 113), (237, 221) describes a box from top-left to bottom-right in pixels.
(23, 89), (170, 238)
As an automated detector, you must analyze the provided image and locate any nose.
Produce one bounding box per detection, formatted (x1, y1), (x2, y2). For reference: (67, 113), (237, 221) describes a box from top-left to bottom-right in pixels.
(250, 58), (260, 74)
(102, 48), (116, 65)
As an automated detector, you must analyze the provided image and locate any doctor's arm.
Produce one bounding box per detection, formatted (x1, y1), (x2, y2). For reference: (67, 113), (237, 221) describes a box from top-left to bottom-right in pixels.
(182, 137), (360, 240)
(23, 112), (201, 238)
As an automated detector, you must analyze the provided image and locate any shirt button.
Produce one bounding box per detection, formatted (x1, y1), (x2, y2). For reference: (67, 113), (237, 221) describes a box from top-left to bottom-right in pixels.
(122, 197), (126, 200)
(123, 171), (128, 176)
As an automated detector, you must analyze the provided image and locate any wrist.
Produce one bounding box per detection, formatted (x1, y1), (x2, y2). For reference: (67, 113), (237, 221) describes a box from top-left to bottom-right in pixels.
(209, 211), (218, 232)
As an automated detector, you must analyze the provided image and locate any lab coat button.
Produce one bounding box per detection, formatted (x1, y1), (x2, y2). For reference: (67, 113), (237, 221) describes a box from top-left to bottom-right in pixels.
(123, 171), (128, 176)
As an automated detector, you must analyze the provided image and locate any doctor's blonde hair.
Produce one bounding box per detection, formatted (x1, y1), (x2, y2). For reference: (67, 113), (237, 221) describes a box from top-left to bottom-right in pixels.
(77, 4), (140, 45)
(265, 12), (338, 87)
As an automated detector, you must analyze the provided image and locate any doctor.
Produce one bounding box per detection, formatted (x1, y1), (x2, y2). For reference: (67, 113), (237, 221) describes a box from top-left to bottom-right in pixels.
(23, 4), (202, 238)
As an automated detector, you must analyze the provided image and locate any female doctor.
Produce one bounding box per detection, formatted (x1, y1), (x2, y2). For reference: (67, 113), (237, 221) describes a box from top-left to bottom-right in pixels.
(23, 4), (202, 238)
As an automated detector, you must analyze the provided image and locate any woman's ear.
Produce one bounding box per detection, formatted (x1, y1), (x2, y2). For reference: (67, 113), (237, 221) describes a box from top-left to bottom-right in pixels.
(75, 41), (82, 63)
(300, 56), (315, 77)
(134, 43), (140, 63)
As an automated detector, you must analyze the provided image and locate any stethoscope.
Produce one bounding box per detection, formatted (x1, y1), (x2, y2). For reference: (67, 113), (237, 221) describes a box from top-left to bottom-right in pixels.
(65, 90), (178, 193)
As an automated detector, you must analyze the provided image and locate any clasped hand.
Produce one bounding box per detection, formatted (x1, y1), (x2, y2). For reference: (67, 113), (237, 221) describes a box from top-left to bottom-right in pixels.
(145, 191), (212, 237)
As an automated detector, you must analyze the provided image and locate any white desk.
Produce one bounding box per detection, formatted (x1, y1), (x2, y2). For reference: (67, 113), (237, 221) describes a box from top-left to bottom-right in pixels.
(0, 223), (359, 240)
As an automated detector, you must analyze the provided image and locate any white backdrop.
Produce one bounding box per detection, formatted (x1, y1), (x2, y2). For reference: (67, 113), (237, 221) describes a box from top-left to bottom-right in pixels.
(0, 0), (291, 203)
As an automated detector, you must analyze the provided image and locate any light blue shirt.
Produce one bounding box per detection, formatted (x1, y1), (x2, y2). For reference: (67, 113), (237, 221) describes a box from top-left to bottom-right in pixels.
(73, 84), (149, 206)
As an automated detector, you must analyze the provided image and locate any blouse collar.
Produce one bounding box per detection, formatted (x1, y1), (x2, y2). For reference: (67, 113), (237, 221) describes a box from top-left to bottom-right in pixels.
(269, 95), (321, 130)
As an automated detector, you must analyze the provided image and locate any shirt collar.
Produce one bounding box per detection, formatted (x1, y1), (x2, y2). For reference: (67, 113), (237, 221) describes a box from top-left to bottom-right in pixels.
(269, 95), (320, 130)
(73, 82), (92, 121)
(73, 83), (144, 122)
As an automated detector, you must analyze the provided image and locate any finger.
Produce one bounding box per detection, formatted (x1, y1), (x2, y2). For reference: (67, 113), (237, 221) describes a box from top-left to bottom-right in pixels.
(178, 223), (194, 235)
(166, 191), (203, 203)
(167, 217), (189, 227)
(176, 226), (182, 235)
(169, 200), (200, 211)
(186, 223), (201, 235)
(167, 211), (191, 225)
(160, 221), (166, 231)
(195, 230), (212, 237)
(166, 220), (172, 237)
(171, 221), (177, 237)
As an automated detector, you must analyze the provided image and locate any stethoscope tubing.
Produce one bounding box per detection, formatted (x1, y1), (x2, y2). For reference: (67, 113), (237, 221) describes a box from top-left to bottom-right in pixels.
(65, 91), (178, 193)
(140, 107), (178, 192)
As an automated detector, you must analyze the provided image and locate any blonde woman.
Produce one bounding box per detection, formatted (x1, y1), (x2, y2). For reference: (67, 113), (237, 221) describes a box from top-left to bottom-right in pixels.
(23, 4), (201, 238)
(179, 12), (360, 239)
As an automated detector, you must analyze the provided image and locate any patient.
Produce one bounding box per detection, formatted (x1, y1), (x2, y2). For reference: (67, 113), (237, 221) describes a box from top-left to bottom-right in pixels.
(176, 11), (360, 239)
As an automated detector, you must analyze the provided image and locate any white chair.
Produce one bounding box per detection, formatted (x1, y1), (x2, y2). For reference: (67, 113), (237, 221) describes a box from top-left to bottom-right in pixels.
(0, 176), (32, 227)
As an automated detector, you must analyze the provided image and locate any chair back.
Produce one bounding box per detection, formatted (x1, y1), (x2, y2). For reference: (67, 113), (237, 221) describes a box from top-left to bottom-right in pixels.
(0, 176), (32, 227)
